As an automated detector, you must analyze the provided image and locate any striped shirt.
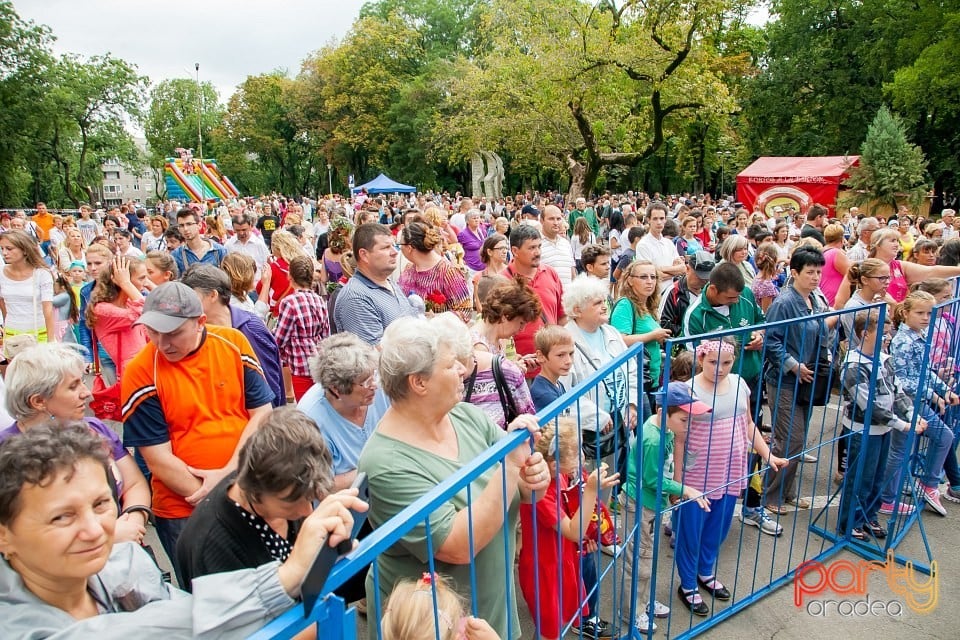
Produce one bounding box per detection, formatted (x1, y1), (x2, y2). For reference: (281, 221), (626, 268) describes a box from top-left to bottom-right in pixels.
(333, 271), (418, 345)
(399, 259), (471, 323)
(682, 374), (751, 497)
(540, 234), (576, 287)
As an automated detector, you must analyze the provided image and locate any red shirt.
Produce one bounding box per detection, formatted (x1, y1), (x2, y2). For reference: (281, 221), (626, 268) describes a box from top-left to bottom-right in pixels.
(502, 263), (565, 376)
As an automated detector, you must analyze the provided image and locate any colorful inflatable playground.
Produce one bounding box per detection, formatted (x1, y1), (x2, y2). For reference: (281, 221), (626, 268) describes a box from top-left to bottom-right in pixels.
(164, 148), (239, 202)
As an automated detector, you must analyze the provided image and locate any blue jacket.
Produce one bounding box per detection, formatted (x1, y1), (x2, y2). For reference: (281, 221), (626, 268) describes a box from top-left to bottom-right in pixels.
(764, 284), (829, 386)
(172, 240), (227, 275)
(230, 305), (286, 407)
(77, 280), (113, 367)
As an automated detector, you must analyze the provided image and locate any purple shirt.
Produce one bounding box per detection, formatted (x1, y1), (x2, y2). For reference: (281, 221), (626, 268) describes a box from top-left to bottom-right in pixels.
(0, 417), (128, 494)
(458, 225), (488, 272)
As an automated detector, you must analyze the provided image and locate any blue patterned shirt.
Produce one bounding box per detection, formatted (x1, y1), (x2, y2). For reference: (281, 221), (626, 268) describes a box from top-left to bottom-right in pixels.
(889, 324), (947, 403)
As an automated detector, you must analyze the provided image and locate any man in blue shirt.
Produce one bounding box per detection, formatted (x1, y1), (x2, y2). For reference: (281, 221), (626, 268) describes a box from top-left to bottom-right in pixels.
(171, 208), (226, 274)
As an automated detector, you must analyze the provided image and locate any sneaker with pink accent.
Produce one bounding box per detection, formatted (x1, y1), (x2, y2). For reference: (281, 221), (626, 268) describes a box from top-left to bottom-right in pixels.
(919, 484), (948, 516)
(879, 501), (915, 516)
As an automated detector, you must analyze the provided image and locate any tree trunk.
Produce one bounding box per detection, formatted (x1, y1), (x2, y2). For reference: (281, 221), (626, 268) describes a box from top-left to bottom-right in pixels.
(566, 156), (600, 202)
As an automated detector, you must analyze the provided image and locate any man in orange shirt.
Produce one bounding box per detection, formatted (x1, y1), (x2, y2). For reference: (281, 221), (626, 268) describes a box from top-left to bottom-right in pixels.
(31, 201), (54, 252)
(121, 282), (274, 571)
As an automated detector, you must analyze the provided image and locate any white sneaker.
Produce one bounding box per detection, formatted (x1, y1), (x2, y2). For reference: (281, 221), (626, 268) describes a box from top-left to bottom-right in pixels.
(634, 612), (657, 633)
(647, 600), (670, 618)
(739, 507), (783, 536)
(601, 543), (621, 557)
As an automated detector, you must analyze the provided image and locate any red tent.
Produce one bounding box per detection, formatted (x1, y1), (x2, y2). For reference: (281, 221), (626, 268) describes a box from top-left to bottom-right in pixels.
(735, 156), (859, 216)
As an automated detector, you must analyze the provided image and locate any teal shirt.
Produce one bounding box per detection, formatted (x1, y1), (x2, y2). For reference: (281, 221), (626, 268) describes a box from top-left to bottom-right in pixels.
(610, 297), (662, 385)
(625, 414), (684, 511)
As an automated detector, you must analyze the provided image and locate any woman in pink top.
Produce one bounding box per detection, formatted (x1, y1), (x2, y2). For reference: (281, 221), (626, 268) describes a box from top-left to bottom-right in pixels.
(834, 228), (960, 307)
(87, 256), (149, 375)
(819, 223), (850, 307)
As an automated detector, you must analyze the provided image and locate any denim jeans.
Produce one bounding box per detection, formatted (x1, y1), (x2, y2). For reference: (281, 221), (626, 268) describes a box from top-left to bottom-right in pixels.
(155, 516), (190, 585)
(580, 549), (600, 617)
(837, 428), (890, 533)
(881, 405), (955, 503)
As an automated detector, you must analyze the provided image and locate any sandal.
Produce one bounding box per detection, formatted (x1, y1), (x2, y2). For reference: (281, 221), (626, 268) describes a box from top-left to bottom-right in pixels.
(766, 503), (790, 516)
(785, 497), (811, 510)
(677, 587), (709, 617)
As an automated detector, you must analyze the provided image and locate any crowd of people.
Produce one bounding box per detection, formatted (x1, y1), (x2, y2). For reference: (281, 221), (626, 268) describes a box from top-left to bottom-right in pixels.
(0, 190), (957, 638)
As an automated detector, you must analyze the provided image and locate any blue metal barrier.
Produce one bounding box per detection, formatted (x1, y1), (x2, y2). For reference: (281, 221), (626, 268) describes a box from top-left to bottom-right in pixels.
(249, 298), (947, 640)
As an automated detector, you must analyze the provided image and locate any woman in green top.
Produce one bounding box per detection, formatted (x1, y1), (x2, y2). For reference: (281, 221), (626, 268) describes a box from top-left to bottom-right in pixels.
(611, 260), (672, 404)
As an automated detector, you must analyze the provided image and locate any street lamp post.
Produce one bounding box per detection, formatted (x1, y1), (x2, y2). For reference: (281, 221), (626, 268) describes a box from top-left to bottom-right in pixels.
(327, 164), (333, 196)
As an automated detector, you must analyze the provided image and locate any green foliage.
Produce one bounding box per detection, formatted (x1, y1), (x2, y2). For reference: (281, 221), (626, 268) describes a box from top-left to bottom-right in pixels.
(144, 79), (223, 167)
(842, 106), (929, 212)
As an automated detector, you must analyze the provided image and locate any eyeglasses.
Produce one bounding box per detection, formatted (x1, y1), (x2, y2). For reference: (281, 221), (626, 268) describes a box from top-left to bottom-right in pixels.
(494, 245), (508, 251)
(353, 372), (379, 390)
(631, 274), (658, 281)
(867, 275), (892, 283)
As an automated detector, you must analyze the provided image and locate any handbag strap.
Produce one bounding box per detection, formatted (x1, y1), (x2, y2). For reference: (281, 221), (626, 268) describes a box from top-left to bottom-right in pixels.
(492, 355), (518, 422)
(463, 360), (479, 403)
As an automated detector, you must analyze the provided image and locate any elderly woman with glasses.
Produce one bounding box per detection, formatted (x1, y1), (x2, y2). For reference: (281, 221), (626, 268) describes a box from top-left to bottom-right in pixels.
(357, 314), (548, 640)
(298, 332), (389, 490)
(0, 423), (365, 637)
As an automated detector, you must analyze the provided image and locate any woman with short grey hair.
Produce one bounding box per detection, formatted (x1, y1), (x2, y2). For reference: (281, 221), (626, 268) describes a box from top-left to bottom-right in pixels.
(0, 342), (151, 543)
(563, 274), (640, 476)
(298, 332), (388, 490)
(719, 234), (756, 284)
(358, 314), (549, 639)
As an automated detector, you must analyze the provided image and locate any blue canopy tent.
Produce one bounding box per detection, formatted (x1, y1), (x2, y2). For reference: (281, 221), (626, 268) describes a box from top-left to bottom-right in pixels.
(350, 173), (416, 194)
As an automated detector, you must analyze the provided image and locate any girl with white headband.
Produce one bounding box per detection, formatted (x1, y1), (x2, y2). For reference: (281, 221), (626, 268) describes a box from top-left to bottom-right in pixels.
(673, 337), (787, 616)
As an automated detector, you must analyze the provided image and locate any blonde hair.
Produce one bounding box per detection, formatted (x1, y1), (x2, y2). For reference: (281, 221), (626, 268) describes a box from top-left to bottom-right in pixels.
(270, 230), (303, 263)
(617, 260), (660, 319)
(221, 252), (256, 300)
(893, 290), (935, 329)
(382, 574), (464, 640)
(534, 417), (581, 470)
(868, 228), (900, 258)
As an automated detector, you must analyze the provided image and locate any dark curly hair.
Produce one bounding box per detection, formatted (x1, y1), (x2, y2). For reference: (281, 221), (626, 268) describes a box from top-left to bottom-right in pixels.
(0, 423), (111, 525)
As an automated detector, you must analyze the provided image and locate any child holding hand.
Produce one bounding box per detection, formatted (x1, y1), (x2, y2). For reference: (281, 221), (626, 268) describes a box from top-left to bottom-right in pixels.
(518, 417), (619, 640)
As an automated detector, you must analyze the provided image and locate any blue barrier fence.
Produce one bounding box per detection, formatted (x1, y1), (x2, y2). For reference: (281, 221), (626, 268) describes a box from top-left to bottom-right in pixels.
(250, 297), (948, 639)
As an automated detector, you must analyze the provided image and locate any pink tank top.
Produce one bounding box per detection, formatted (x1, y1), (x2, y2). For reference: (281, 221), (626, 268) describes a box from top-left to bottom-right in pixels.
(820, 247), (845, 307)
(887, 259), (908, 302)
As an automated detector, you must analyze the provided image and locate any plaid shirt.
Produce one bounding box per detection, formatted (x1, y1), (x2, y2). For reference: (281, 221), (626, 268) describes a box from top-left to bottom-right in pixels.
(275, 289), (329, 377)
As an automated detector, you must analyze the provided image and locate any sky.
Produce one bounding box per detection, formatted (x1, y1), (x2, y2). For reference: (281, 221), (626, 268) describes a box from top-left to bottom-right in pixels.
(14, 0), (367, 103)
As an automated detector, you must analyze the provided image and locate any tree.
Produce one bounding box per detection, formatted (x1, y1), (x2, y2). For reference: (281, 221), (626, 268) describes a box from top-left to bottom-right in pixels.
(435, 0), (739, 200)
(842, 106), (929, 214)
(28, 53), (148, 206)
(144, 78), (223, 166)
(217, 73), (323, 195)
(0, 0), (54, 204)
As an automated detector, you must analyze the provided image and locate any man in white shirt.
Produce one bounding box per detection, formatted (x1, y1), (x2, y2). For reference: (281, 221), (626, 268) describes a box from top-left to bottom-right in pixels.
(224, 212), (269, 278)
(845, 217), (879, 263)
(942, 209), (957, 240)
(635, 201), (685, 295)
(539, 205), (576, 287)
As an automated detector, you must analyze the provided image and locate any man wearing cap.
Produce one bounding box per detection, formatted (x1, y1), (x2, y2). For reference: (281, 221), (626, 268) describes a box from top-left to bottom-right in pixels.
(121, 282), (274, 569)
(845, 216), (879, 262)
(659, 251), (716, 340)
